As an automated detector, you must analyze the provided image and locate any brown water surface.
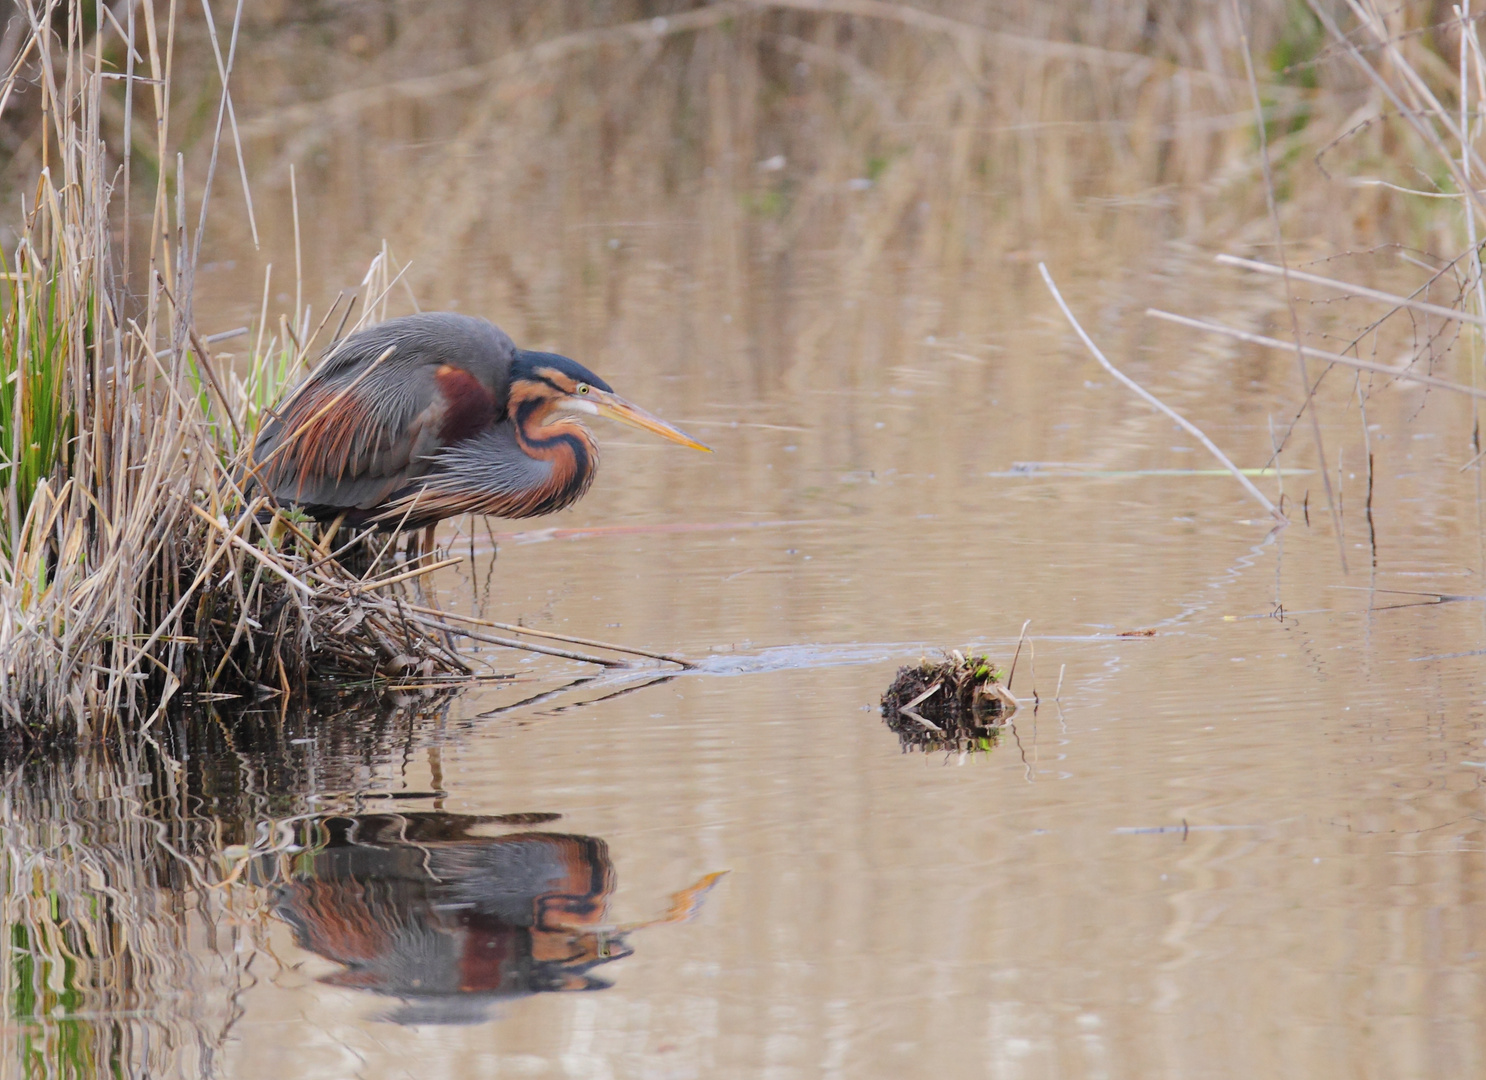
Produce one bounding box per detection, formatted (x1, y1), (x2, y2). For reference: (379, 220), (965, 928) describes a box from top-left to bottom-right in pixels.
(9, 6), (1486, 1077)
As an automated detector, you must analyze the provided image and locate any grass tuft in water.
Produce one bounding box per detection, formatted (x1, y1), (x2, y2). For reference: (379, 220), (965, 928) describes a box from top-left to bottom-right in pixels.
(880, 652), (1014, 753)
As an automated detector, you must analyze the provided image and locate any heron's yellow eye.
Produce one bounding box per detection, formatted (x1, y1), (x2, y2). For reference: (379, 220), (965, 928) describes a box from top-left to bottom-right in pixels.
(577, 384), (590, 394)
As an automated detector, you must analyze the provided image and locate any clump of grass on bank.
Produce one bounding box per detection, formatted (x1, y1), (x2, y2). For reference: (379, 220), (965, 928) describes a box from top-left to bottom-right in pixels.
(0, 230), (76, 551)
(0, 2), (462, 746)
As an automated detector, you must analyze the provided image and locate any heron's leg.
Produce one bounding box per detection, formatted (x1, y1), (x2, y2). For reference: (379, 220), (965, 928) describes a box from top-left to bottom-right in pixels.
(413, 524), (438, 606)
(412, 525), (457, 651)
(400, 526), (427, 599)
(316, 512), (348, 559)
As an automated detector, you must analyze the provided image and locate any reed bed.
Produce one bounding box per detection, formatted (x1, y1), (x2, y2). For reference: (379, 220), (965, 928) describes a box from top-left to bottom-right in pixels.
(0, 1), (471, 745)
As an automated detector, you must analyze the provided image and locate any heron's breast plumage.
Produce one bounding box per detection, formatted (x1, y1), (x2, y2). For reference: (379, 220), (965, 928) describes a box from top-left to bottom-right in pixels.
(376, 419), (597, 526)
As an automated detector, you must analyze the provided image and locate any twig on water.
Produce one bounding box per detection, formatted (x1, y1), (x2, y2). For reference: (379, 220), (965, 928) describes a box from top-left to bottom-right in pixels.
(1037, 264), (1285, 523)
(400, 602), (693, 668)
(403, 611), (630, 668)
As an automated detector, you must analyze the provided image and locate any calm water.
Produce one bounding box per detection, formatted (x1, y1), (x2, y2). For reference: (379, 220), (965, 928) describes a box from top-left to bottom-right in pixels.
(8, 6), (1486, 1077)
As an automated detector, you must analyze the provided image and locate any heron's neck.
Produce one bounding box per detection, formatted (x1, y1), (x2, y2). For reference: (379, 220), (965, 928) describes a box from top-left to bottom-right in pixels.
(508, 395), (600, 516)
(511, 397), (598, 461)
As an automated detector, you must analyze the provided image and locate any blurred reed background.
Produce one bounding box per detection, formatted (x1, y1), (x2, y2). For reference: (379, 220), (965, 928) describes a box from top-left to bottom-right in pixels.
(114, 0), (1461, 306)
(129, 0), (1486, 498)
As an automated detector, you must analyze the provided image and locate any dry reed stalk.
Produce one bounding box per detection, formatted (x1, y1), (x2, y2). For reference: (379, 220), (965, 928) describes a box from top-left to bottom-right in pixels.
(1216, 254), (1486, 327)
(1233, 0), (1344, 568)
(1005, 620), (1033, 692)
(399, 601), (694, 668)
(1145, 309), (1486, 400)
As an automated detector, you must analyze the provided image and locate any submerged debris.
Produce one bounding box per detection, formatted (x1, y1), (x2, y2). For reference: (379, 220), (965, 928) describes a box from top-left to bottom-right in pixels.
(880, 651), (1017, 752)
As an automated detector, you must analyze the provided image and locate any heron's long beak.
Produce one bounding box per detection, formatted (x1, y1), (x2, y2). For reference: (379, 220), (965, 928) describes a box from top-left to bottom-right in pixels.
(573, 390), (712, 452)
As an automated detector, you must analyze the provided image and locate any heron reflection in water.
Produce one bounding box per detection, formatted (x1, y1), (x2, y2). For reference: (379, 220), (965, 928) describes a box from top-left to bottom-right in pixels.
(248, 314), (711, 542)
(261, 812), (722, 1025)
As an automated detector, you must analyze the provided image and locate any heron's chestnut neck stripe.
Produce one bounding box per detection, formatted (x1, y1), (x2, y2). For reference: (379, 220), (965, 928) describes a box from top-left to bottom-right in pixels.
(509, 388), (598, 514)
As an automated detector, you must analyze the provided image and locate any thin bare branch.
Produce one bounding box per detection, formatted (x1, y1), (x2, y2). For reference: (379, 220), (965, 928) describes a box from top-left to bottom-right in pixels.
(1039, 264), (1285, 522)
(1216, 254), (1486, 328)
(1145, 308), (1486, 401)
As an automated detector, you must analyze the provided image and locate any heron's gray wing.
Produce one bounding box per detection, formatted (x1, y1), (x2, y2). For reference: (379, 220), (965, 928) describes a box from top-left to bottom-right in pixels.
(249, 315), (511, 512)
(249, 367), (439, 511)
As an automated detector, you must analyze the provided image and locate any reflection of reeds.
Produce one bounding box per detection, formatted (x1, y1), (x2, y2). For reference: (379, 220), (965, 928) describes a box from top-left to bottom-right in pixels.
(2, 689), (459, 1074)
(1, 753), (241, 1078)
(0, 3), (464, 742)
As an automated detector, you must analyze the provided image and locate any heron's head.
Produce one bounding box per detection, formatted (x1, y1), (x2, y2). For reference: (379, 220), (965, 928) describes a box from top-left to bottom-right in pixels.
(509, 350), (711, 452)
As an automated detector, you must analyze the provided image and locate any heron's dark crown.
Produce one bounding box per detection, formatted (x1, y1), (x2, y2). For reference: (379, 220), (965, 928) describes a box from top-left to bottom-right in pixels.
(510, 349), (613, 394)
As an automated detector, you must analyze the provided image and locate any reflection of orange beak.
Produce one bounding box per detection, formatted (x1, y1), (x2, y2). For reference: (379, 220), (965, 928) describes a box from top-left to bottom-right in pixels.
(569, 389), (712, 452)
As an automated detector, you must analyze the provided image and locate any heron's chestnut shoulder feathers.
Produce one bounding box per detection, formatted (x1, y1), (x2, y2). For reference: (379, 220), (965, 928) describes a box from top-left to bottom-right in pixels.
(433, 365), (499, 443)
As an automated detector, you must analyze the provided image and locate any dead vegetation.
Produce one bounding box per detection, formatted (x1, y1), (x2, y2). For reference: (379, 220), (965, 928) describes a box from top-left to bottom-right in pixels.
(880, 651), (1016, 753)
(0, 1), (479, 745)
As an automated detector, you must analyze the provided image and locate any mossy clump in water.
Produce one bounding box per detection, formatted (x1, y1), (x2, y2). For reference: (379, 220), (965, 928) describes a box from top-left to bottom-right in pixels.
(880, 651), (1016, 752)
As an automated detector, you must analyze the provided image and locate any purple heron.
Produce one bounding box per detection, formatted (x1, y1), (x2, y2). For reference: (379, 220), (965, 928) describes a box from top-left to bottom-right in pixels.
(249, 313), (709, 532)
